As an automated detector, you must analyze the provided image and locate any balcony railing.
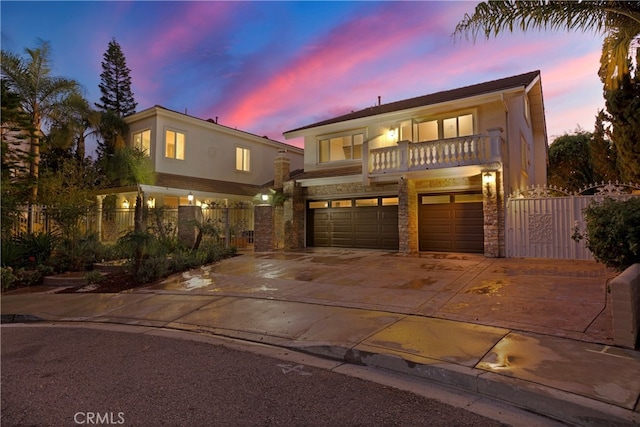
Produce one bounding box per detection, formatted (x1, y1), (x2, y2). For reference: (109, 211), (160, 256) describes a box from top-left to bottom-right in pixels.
(368, 132), (502, 175)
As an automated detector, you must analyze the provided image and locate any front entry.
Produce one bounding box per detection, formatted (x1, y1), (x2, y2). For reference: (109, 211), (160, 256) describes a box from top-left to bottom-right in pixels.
(418, 193), (484, 253)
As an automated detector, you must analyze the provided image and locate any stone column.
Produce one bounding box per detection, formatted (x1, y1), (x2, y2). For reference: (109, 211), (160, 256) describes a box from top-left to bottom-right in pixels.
(274, 150), (290, 191)
(284, 180), (305, 250)
(254, 204), (274, 252)
(178, 205), (203, 249)
(482, 170), (501, 257)
(398, 176), (418, 253)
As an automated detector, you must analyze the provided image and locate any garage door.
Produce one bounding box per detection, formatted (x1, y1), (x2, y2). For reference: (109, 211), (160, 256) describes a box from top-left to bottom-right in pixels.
(307, 197), (398, 250)
(419, 193), (484, 253)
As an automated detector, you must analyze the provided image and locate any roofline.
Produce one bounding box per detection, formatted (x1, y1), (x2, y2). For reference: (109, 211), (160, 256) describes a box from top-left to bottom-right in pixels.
(284, 70), (541, 138)
(125, 105), (303, 154)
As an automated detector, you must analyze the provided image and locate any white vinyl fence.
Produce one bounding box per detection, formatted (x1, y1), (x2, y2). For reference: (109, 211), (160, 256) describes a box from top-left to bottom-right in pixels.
(506, 182), (640, 260)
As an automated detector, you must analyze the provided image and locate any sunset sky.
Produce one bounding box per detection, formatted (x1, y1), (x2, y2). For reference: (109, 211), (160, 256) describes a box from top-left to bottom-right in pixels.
(2, 1), (605, 153)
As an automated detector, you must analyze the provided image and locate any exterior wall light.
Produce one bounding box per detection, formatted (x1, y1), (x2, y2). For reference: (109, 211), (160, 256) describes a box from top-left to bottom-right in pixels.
(147, 197), (155, 208)
(122, 199), (130, 209)
(261, 194), (269, 202)
(387, 127), (397, 141)
(483, 171), (496, 197)
(187, 191), (194, 205)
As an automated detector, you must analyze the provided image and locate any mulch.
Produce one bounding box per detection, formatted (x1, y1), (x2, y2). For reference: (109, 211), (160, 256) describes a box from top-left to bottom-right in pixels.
(55, 272), (144, 294)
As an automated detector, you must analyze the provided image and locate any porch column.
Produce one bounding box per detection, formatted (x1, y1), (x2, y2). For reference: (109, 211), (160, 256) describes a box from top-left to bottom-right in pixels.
(96, 195), (104, 242)
(254, 204), (274, 252)
(398, 176), (418, 253)
(482, 170), (501, 257)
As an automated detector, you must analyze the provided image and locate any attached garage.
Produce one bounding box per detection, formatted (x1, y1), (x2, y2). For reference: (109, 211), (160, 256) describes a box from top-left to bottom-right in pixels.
(419, 193), (484, 253)
(307, 197), (399, 250)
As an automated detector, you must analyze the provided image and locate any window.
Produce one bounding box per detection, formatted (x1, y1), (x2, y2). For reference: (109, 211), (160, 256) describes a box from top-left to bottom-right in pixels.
(413, 113), (474, 142)
(165, 130), (185, 160)
(236, 146), (250, 172)
(133, 130), (151, 155)
(318, 132), (364, 163)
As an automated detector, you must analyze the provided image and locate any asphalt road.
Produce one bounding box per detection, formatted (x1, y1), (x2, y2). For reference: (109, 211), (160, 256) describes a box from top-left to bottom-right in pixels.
(1, 324), (553, 426)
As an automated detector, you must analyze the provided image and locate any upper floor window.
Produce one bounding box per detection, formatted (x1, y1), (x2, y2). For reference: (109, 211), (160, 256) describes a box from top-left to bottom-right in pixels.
(318, 132), (364, 163)
(236, 146), (251, 172)
(404, 113), (474, 143)
(165, 130), (185, 160)
(133, 129), (151, 155)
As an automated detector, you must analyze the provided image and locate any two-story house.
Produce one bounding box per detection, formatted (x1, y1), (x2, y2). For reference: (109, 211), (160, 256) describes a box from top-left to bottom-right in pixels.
(282, 71), (547, 257)
(96, 105), (303, 240)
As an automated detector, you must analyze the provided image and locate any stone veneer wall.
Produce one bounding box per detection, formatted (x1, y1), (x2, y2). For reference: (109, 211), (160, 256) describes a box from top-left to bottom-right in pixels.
(398, 178), (418, 253)
(283, 181), (305, 250)
(254, 204), (274, 252)
(482, 171), (503, 257)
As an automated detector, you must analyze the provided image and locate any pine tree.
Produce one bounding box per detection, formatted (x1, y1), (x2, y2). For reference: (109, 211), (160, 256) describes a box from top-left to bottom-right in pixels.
(96, 38), (137, 117)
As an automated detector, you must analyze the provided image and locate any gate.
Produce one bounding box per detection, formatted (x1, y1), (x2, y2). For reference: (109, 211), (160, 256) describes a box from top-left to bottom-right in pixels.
(506, 182), (640, 260)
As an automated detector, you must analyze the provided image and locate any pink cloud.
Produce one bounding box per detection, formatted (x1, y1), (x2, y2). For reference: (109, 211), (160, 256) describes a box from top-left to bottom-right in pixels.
(215, 3), (444, 131)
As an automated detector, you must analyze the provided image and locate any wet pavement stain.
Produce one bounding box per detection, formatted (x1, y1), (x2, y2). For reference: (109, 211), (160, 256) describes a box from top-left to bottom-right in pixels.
(465, 280), (508, 295)
(396, 278), (439, 290)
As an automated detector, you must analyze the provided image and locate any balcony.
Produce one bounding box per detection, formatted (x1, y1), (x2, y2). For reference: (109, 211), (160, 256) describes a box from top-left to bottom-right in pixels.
(367, 131), (502, 176)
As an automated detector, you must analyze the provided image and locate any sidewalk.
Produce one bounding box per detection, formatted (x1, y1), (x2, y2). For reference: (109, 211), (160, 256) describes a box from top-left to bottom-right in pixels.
(2, 249), (639, 425)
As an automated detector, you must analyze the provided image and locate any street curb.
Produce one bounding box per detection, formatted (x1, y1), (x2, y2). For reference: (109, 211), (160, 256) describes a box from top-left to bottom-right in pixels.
(314, 345), (640, 427)
(3, 316), (639, 425)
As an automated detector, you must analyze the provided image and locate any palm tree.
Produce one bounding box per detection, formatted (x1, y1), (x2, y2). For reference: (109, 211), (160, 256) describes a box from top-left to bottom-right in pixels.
(1, 40), (81, 232)
(453, 1), (640, 89)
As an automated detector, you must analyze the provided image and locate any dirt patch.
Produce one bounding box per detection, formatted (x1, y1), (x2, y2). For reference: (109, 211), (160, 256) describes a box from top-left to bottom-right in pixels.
(56, 272), (144, 294)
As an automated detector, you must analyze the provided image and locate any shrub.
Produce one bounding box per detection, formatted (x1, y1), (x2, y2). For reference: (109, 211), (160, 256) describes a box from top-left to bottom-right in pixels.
(577, 197), (640, 271)
(52, 233), (107, 272)
(16, 232), (58, 267)
(1, 267), (17, 291)
(84, 270), (105, 285)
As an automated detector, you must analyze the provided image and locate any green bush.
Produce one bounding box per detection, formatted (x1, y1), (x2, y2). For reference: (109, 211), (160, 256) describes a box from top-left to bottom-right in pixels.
(84, 270), (105, 285)
(577, 197), (640, 271)
(1, 267), (17, 291)
(52, 233), (107, 272)
(16, 232), (58, 267)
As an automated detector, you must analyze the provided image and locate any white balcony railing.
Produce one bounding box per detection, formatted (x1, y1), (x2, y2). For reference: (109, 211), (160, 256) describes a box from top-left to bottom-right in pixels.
(368, 132), (502, 175)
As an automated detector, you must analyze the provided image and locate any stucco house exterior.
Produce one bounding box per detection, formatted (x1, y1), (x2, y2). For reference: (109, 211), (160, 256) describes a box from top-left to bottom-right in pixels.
(96, 105), (303, 241)
(281, 71), (547, 257)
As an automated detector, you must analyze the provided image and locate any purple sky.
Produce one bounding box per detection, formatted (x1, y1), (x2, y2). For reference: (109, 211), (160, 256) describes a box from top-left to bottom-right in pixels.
(2, 1), (605, 153)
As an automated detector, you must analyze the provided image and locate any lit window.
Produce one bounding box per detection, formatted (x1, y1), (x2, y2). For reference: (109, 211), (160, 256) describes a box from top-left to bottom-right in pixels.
(318, 132), (364, 163)
(414, 114), (473, 142)
(165, 130), (185, 160)
(236, 147), (250, 172)
(133, 130), (151, 155)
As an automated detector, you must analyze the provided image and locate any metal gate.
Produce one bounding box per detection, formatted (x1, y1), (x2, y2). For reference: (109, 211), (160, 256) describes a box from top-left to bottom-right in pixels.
(506, 182), (640, 260)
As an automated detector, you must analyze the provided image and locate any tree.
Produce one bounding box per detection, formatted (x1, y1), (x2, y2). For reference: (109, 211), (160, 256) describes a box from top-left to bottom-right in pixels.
(548, 130), (597, 191)
(1, 40), (81, 232)
(1, 81), (31, 238)
(47, 93), (101, 162)
(599, 44), (640, 182)
(95, 38), (137, 117)
(453, 1), (640, 90)
(591, 109), (620, 182)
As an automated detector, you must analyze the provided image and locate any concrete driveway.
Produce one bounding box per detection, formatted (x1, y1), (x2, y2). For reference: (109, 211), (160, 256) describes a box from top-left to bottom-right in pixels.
(143, 248), (615, 345)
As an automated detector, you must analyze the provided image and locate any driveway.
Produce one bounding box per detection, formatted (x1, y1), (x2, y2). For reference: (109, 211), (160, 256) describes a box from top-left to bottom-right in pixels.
(142, 248), (615, 344)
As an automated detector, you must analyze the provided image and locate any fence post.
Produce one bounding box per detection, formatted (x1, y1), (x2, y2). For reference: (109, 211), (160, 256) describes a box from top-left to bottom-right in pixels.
(223, 207), (230, 249)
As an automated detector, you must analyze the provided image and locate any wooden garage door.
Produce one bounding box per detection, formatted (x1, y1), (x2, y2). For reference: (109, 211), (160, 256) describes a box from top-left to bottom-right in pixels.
(307, 197), (398, 250)
(419, 193), (484, 253)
